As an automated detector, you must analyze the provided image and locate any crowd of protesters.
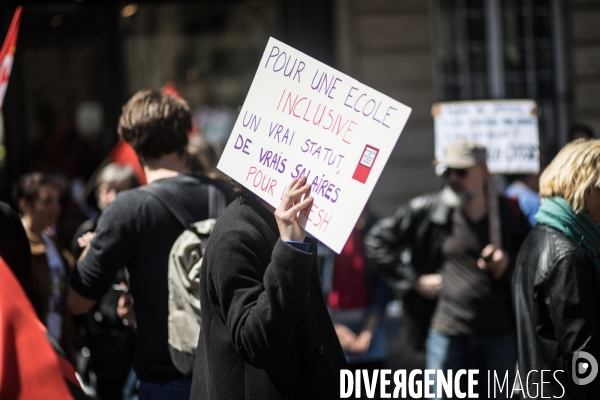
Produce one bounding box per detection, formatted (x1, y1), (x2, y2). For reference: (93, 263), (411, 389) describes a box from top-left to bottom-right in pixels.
(1, 85), (600, 400)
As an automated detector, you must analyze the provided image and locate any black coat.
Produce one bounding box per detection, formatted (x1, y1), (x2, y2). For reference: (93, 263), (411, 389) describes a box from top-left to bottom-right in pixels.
(0, 201), (36, 313)
(364, 191), (530, 350)
(512, 224), (600, 399)
(191, 196), (346, 400)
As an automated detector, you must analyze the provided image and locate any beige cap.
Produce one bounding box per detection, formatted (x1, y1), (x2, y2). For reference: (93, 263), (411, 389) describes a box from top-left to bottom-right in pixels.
(438, 140), (487, 169)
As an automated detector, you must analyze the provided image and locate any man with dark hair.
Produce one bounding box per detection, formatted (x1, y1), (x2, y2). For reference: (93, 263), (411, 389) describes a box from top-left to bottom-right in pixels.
(67, 89), (226, 399)
(117, 89), (192, 160)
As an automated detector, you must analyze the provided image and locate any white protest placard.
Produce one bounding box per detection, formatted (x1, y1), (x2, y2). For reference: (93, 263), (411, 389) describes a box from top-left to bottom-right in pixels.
(433, 100), (540, 174)
(217, 37), (412, 253)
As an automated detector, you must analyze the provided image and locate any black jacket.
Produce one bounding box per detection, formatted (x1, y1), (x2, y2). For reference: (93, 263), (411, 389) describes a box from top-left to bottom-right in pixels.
(0, 201), (36, 313)
(512, 224), (600, 399)
(364, 191), (530, 350)
(191, 196), (346, 399)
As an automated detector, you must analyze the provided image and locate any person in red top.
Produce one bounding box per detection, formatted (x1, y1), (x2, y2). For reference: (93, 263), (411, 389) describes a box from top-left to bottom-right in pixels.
(318, 209), (392, 397)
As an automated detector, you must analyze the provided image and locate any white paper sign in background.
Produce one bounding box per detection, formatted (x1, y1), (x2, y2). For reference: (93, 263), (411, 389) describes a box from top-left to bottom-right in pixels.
(433, 100), (540, 174)
(217, 37), (412, 253)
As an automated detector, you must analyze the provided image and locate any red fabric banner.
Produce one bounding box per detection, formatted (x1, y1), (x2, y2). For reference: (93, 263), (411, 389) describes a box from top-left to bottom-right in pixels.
(0, 6), (22, 110)
(0, 257), (76, 400)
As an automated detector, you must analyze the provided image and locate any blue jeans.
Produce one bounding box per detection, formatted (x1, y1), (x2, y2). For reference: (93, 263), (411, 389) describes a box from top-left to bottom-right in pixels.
(138, 378), (192, 400)
(426, 332), (517, 400)
(122, 368), (139, 400)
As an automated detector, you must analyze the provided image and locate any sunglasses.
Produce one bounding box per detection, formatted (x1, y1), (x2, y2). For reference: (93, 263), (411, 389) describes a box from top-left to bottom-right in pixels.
(442, 168), (469, 178)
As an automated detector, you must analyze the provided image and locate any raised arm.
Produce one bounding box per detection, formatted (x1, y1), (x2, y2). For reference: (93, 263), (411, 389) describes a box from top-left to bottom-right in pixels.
(209, 177), (318, 368)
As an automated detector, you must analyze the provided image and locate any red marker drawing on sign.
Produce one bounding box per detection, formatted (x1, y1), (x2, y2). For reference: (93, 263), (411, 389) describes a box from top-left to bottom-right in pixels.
(352, 145), (379, 184)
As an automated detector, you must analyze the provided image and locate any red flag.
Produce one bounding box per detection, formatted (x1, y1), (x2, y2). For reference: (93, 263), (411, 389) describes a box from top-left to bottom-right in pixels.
(0, 6), (22, 110)
(0, 257), (77, 399)
(107, 139), (147, 185)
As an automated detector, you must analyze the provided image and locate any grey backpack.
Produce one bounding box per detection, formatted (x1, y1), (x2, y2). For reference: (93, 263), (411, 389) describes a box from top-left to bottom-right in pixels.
(141, 178), (226, 376)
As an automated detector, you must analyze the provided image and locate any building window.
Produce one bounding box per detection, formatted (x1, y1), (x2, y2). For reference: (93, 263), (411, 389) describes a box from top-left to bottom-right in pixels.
(434, 0), (489, 101)
(121, 1), (280, 146)
(433, 0), (570, 153)
(502, 0), (555, 100)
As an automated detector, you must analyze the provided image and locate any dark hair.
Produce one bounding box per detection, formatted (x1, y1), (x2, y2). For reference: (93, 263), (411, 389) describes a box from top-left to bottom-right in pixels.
(568, 123), (595, 141)
(186, 134), (221, 176)
(13, 172), (59, 207)
(219, 175), (250, 198)
(118, 89), (192, 160)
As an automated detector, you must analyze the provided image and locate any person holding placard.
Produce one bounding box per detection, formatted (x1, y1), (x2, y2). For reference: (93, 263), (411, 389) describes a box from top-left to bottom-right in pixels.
(365, 140), (530, 399)
(191, 176), (347, 400)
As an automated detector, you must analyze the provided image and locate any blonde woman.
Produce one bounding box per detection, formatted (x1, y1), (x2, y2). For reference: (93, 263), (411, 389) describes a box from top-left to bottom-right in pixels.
(513, 139), (600, 399)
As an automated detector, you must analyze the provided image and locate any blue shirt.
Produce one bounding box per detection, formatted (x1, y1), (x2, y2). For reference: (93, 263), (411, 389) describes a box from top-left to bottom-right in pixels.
(505, 183), (540, 227)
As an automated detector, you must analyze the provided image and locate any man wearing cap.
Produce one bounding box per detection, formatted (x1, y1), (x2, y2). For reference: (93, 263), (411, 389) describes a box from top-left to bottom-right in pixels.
(365, 140), (530, 398)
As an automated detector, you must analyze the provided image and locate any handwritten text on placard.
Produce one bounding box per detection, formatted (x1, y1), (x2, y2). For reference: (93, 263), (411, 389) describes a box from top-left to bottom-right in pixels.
(433, 100), (540, 174)
(218, 37), (411, 253)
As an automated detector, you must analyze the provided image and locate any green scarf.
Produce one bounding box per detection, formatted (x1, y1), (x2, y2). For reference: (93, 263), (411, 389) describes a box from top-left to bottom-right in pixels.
(535, 197), (600, 270)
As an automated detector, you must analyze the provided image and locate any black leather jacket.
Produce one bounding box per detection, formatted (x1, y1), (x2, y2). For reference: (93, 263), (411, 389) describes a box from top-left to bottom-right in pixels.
(512, 224), (600, 399)
(365, 191), (530, 350)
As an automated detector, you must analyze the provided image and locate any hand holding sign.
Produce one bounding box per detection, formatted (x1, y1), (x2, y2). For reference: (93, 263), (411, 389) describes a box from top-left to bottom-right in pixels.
(275, 176), (313, 242)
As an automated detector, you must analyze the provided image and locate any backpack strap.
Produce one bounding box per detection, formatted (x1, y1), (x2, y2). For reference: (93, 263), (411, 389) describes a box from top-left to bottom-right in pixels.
(140, 184), (195, 229)
(208, 185), (227, 219)
(141, 178), (227, 229)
